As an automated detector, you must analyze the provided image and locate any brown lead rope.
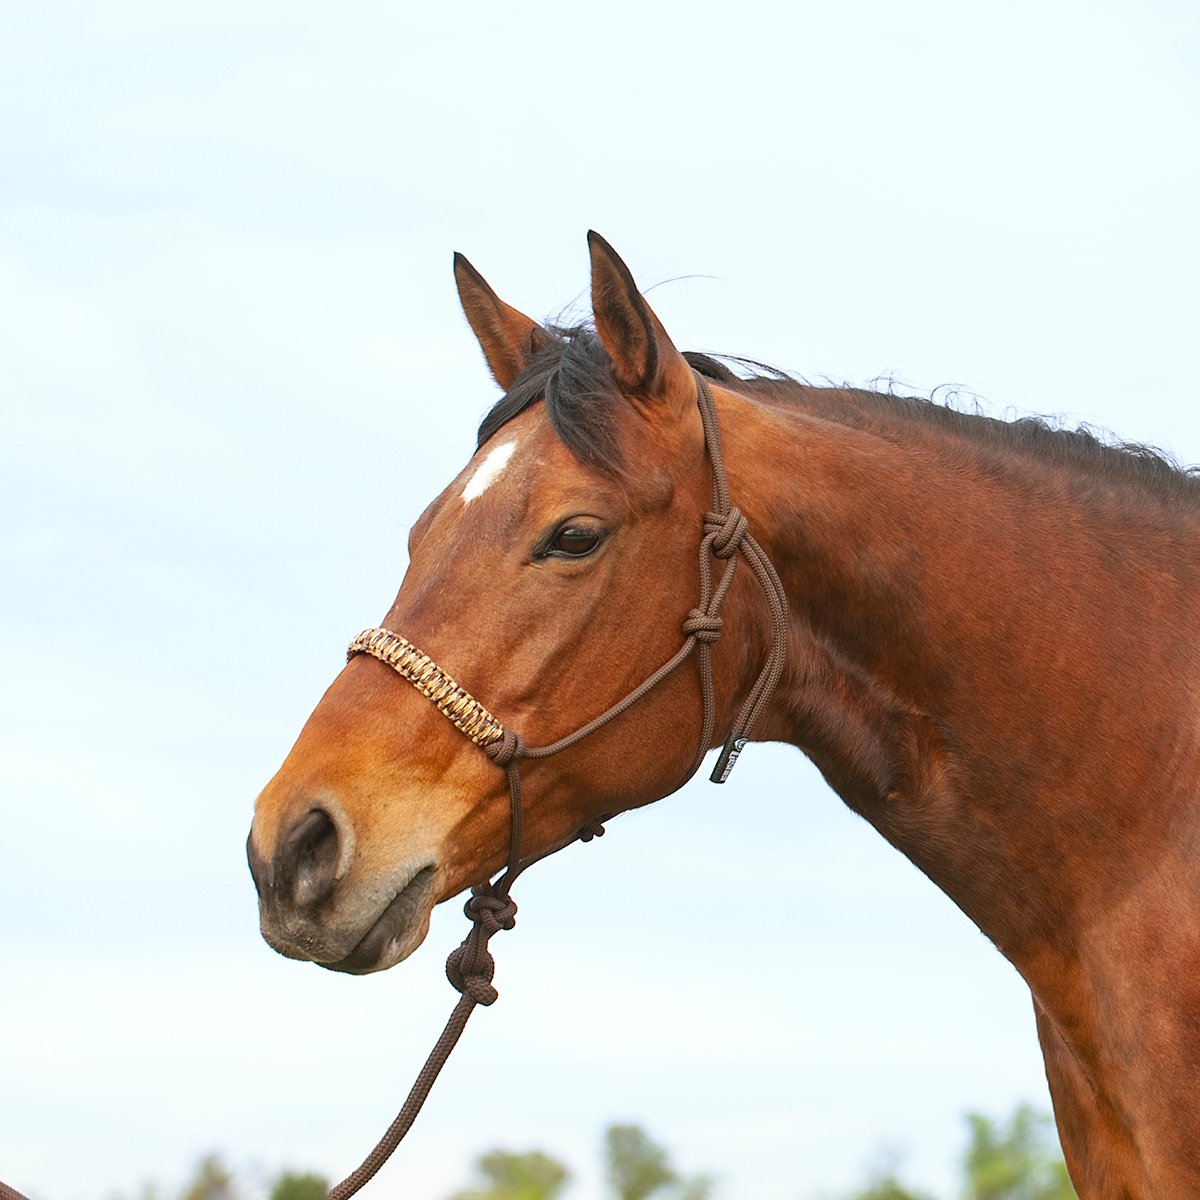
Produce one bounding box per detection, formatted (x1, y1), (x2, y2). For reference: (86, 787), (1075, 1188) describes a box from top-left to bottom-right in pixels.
(0, 375), (787, 1200)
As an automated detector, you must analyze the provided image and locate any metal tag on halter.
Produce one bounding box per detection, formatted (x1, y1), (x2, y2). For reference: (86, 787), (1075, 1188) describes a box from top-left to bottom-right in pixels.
(710, 734), (748, 784)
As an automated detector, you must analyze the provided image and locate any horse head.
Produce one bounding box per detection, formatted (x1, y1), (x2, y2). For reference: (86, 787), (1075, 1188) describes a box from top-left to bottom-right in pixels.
(247, 234), (765, 973)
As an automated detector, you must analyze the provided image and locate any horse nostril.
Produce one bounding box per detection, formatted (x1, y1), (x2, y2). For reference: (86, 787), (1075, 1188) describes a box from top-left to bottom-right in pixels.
(278, 808), (341, 908)
(246, 830), (270, 898)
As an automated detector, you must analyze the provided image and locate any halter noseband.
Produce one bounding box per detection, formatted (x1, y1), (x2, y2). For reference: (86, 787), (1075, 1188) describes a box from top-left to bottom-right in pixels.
(346, 628), (506, 749)
(327, 372), (788, 1200)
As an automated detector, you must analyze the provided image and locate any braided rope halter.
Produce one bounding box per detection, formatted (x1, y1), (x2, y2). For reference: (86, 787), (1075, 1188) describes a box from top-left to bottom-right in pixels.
(0, 375), (787, 1200)
(323, 374), (789, 1199)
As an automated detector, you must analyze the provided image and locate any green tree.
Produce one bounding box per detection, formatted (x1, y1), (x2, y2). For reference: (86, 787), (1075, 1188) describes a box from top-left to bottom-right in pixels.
(268, 1171), (329, 1200)
(964, 1106), (1077, 1200)
(606, 1126), (675, 1200)
(604, 1124), (711, 1200)
(178, 1156), (236, 1200)
(845, 1172), (933, 1200)
(448, 1149), (570, 1200)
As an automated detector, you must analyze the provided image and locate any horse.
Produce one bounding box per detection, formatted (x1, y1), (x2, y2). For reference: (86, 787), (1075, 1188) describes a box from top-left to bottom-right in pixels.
(247, 232), (1200, 1200)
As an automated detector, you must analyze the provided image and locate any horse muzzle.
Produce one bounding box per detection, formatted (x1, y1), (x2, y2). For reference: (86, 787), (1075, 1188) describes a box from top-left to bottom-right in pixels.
(247, 802), (438, 974)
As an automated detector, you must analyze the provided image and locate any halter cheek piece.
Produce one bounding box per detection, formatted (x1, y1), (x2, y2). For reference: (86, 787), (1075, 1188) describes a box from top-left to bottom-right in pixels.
(326, 374), (786, 1200)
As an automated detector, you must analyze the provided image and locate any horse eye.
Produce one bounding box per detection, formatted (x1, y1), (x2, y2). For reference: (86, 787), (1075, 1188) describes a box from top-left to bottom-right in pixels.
(550, 526), (602, 557)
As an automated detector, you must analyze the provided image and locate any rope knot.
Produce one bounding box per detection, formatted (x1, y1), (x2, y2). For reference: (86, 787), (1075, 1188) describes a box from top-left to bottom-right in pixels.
(464, 887), (518, 935)
(484, 728), (525, 768)
(578, 815), (609, 842)
(445, 939), (499, 1006)
(444, 886), (517, 1006)
(682, 608), (724, 644)
(705, 507), (748, 559)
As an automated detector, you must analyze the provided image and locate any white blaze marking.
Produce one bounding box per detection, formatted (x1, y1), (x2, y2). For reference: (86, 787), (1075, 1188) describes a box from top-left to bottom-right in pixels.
(461, 440), (517, 503)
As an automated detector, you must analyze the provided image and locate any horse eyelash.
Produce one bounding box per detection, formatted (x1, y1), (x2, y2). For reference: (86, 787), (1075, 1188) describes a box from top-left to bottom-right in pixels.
(533, 522), (609, 561)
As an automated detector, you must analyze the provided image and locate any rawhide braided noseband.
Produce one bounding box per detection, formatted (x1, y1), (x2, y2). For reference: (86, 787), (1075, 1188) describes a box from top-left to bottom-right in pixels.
(0, 375), (787, 1200)
(319, 373), (789, 1200)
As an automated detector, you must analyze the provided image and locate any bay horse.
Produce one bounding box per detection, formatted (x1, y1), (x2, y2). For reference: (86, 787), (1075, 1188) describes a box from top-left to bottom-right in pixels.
(248, 233), (1200, 1200)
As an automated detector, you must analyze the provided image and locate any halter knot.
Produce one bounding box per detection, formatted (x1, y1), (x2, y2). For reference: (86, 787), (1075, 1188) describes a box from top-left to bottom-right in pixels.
(705, 507), (748, 558)
(484, 728), (525, 768)
(578, 816), (609, 843)
(682, 608), (724, 644)
(463, 887), (518, 935)
(445, 940), (498, 1006)
(444, 887), (517, 1007)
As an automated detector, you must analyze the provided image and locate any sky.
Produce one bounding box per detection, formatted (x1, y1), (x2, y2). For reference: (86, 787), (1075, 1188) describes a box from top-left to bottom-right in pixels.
(1, 2), (1198, 1198)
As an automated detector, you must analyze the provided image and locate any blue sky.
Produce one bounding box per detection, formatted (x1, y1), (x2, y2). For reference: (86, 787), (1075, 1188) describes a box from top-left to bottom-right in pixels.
(1, 2), (1198, 1198)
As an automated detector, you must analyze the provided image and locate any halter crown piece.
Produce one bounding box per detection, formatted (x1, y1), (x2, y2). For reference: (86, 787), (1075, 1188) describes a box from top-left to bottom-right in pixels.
(324, 373), (786, 1200)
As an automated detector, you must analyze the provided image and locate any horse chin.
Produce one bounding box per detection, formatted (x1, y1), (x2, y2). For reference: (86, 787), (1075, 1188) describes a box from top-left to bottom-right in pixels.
(318, 865), (438, 975)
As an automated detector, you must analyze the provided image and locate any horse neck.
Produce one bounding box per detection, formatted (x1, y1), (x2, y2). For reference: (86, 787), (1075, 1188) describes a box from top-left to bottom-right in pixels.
(711, 382), (1200, 1191)
(716, 382), (1200, 964)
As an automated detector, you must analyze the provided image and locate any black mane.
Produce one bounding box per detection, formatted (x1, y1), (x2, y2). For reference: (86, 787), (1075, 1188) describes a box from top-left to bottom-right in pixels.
(477, 329), (1200, 500)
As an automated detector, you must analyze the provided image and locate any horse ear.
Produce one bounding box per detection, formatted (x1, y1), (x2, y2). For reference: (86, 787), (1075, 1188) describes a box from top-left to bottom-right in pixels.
(587, 231), (694, 411)
(454, 253), (555, 390)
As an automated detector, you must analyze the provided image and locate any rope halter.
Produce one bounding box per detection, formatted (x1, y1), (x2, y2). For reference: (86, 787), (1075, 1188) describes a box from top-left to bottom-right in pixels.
(327, 371), (789, 1200)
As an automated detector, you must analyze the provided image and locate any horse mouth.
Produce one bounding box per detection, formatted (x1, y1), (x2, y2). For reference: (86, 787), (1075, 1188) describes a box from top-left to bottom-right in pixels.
(319, 865), (438, 975)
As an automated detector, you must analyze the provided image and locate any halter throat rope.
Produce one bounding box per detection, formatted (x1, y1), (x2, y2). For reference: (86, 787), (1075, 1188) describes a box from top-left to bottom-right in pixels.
(317, 372), (786, 1200)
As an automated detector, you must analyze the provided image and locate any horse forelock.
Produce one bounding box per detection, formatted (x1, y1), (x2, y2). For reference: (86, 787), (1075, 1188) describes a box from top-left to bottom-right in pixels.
(476, 326), (628, 477)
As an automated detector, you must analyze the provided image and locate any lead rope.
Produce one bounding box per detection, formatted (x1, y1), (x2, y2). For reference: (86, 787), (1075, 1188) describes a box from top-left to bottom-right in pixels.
(324, 734), (527, 1200)
(0, 375), (787, 1200)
